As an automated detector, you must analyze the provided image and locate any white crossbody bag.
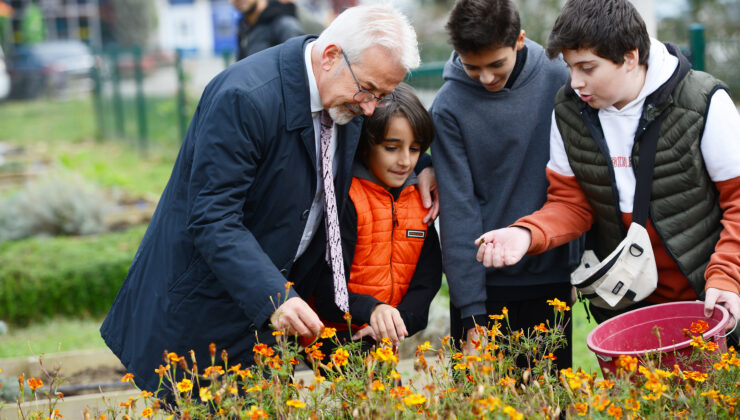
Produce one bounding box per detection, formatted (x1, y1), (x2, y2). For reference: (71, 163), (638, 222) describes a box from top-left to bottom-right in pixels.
(570, 114), (664, 310)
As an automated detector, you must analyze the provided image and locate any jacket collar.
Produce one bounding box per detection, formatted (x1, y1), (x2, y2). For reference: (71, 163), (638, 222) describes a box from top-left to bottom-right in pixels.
(280, 35), (319, 131)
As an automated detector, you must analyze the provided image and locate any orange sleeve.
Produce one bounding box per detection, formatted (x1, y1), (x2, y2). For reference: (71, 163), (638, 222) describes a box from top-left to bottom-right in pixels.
(704, 177), (740, 294)
(512, 168), (594, 254)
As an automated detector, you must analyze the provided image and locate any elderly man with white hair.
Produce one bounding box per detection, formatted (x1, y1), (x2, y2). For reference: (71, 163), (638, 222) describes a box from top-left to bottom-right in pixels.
(101, 4), (437, 394)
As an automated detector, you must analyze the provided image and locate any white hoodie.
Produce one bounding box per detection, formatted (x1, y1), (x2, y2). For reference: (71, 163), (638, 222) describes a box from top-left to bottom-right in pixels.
(547, 40), (740, 213)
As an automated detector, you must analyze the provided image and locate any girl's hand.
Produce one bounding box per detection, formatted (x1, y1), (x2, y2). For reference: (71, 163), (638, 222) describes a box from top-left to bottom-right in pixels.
(368, 304), (408, 346)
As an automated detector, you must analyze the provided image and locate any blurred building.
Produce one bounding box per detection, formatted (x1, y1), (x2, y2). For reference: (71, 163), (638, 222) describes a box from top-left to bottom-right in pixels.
(6, 0), (102, 47)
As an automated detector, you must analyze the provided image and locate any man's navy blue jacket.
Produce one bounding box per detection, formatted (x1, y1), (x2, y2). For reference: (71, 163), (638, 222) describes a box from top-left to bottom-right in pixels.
(100, 35), (364, 392)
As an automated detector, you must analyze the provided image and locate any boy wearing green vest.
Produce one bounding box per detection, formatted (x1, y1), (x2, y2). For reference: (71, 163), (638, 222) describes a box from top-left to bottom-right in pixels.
(476, 0), (740, 342)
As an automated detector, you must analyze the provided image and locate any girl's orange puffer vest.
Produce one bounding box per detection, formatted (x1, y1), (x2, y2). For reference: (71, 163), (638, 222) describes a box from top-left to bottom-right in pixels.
(348, 177), (428, 306)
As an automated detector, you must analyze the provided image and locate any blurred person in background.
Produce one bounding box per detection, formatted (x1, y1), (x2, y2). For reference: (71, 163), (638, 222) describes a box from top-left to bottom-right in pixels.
(231, 0), (304, 59)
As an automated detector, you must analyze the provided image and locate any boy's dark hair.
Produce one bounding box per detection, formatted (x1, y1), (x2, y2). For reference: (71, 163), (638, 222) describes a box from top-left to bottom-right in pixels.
(445, 0), (521, 54)
(546, 0), (650, 65)
(358, 83), (434, 164)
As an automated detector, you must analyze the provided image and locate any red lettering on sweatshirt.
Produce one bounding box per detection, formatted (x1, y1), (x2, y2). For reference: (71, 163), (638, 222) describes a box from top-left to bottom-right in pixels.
(611, 156), (632, 168)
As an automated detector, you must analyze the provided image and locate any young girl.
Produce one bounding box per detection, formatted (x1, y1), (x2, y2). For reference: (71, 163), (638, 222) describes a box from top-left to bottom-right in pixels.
(313, 83), (442, 348)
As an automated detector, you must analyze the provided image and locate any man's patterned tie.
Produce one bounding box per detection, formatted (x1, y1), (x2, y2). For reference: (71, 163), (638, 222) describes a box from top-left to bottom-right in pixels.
(320, 110), (349, 313)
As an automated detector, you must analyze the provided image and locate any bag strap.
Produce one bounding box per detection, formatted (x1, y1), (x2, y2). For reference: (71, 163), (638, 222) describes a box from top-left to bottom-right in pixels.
(631, 112), (665, 227)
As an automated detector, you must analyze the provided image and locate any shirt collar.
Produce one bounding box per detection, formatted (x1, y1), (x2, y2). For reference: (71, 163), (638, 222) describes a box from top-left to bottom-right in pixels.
(304, 41), (323, 114)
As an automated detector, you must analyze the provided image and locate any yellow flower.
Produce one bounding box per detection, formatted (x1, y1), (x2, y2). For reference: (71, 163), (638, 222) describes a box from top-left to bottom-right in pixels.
(320, 327), (337, 339)
(139, 390), (153, 398)
(453, 362), (468, 371)
(546, 298), (570, 312)
(704, 341), (719, 352)
(501, 307), (509, 316)
(596, 379), (615, 390)
(683, 370), (708, 382)
(701, 389), (721, 403)
(120, 373), (134, 383)
(402, 393), (426, 406)
(272, 330), (284, 336)
(176, 379), (193, 393)
(503, 405), (523, 420)
(314, 374), (326, 383)
(389, 370), (402, 380)
(141, 408), (153, 418)
(416, 341), (433, 353)
(285, 399), (306, 408)
(592, 394), (610, 411)
(199, 387), (213, 402)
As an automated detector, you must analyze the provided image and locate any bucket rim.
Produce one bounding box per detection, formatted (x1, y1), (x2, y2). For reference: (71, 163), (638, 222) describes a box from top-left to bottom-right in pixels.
(586, 301), (729, 357)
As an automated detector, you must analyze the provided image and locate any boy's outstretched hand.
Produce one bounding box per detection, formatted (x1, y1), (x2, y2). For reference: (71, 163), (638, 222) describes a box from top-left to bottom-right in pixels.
(476, 227), (532, 268)
(358, 303), (408, 346)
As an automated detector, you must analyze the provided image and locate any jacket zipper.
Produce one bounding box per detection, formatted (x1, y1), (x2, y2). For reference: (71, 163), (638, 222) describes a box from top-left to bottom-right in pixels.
(389, 191), (398, 304)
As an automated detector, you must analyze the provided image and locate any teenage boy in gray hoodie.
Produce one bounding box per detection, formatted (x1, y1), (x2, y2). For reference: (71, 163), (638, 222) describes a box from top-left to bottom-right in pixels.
(430, 0), (581, 366)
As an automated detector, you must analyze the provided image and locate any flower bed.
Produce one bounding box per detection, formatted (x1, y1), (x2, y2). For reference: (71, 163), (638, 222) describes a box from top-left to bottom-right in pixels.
(5, 299), (739, 419)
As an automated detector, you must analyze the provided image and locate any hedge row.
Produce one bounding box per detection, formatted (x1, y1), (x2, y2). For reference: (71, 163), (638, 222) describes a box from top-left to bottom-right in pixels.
(0, 225), (146, 325)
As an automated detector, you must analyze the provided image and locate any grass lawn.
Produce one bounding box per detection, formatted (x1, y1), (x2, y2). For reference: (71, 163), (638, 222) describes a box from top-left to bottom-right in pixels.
(0, 317), (107, 358)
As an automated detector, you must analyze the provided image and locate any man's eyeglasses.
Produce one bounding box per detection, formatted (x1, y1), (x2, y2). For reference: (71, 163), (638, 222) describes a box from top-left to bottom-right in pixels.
(341, 50), (394, 107)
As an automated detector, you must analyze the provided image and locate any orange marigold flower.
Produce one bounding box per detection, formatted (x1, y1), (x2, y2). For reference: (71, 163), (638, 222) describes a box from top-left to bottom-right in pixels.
(120, 373), (134, 383)
(389, 370), (401, 380)
(272, 330), (284, 337)
(543, 353), (557, 361)
(209, 343), (217, 358)
(501, 307), (509, 316)
(284, 281), (295, 292)
(488, 314), (504, 320)
(343, 312), (352, 322)
(572, 403), (588, 416)
(139, 390), (153, 398)
(616, 355), (638, 373)
(497, 376), (516, 388)
(546, 298), (570, 312)
(372, 380), (385, 391)
(27, 378), (43, 391)
(533, 323), (548, 333)
(624, 398), (640, 412)
(701, 389), (721, 403)
(285, 399), (306, 408)
(592, 394), (610, 411)
(596, 379), (615, 390)
(690, 335), (706, 349)
(320, 327), (337, 339)
(690, 320), (710, 334)
(607, 404), (623, 419)
(203, 366), (224, 377)
(247, 405), (269, 419)
(154, 365), (169, 377)
(141, 408), (153, 418)
(176, 379), (193, 393)
(252, 343), (275, 358)
(704, 341), (719, 352)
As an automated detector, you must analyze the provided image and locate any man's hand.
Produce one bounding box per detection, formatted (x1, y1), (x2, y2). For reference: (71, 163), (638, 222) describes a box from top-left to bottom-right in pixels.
(352, 325), (377, 341)
(704, 287), (740, 332)
(417, 166), (439, 225)
(463, 326), (488, 355)
(270, 297), (323, 337)
(368, 304), (407, 346)
(475, 227), (532, 268)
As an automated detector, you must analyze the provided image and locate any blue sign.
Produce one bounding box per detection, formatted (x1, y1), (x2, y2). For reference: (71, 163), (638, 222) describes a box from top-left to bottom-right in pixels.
(211, 2), (239, 55)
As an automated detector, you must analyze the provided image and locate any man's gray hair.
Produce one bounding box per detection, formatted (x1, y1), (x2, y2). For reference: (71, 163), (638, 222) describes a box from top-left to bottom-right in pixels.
(315, 4), (420, 72)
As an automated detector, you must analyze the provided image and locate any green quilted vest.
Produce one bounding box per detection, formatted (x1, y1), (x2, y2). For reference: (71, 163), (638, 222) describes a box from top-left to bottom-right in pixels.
(554, 58), (726, 298)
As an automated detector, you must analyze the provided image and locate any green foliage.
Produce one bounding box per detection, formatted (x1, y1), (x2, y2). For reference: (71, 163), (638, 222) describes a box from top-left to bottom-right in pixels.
(0, 225), (146, 326)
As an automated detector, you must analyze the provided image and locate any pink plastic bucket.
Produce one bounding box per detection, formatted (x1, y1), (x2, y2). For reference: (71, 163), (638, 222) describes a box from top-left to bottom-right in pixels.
(587, 301), (730, 375)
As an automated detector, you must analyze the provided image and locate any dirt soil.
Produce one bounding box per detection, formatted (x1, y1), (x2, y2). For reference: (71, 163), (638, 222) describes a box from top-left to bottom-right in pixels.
(58, 365), (133, 396)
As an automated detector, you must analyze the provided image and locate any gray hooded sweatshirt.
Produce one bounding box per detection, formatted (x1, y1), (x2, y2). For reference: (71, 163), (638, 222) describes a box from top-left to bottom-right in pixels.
(430, 39), (582, 321)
